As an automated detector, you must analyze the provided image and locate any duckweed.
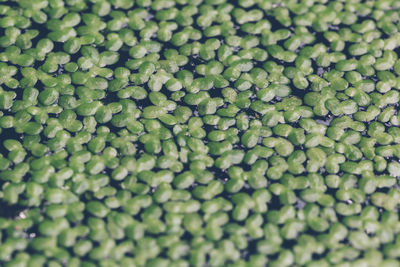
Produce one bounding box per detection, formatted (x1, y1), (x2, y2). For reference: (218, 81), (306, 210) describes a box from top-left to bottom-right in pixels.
(1, 0), (400, 266)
